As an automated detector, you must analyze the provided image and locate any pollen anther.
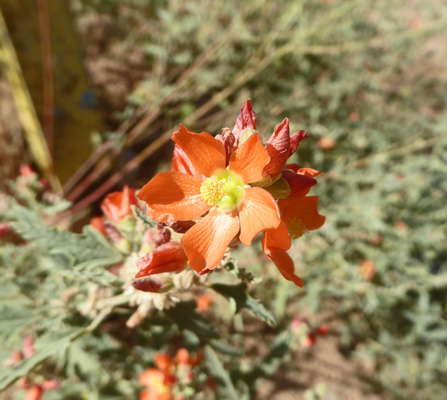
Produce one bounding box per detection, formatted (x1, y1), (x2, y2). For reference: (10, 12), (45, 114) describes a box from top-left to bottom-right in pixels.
(200, 176), (226, 206)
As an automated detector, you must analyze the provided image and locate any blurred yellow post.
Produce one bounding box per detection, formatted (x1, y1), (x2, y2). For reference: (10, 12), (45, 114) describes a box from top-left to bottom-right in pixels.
(0, 7), (58, 190)
(0, 1), (104, 186)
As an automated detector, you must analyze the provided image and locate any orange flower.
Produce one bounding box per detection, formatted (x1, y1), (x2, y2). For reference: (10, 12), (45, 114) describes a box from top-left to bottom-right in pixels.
(100, 185), (138, 223)
(359, 259), (376, 282)
(136, 242), (188, 278)
(262, 165), (325, 287)
(196, 294), (214, 312)
(139, 368), (172, 400)
(138, 124), (281, 272)
(139, 349), (202, 400)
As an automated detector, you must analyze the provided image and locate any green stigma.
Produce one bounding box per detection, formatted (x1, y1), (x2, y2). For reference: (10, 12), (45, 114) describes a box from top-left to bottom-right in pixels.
(200, 170), (245, 211)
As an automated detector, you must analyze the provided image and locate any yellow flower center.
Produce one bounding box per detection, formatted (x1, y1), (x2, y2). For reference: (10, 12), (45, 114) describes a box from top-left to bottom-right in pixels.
(288, 218), (308, 240)
(200, 176), (226, 206)
(200, 170), (245, 211)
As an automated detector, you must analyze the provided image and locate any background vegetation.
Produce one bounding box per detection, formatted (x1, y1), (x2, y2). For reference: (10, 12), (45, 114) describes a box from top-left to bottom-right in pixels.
(1, 0), (446, 399)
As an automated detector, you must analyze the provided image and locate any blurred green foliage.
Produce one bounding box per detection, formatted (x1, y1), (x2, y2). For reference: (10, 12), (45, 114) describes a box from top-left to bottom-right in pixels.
(1, 0), (447, 398)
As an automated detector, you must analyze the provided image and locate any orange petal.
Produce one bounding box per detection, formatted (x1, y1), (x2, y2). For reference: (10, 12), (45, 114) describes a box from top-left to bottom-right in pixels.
(279, 196), (325, 231)
(171, 144), (202, 178)
(172, 125), (226, 177)
(265, 248), (304, 287)
(288, 130), (308, 157)
(238, 187), (280, 246)
(154, 353), (174, 372)
(139, 368), (165, 386)
(137, 172), (209, 223)
(181, 208), (239, 272)
(101, 185), (138, 223)
(282, 171), (317, 197)
(229, 133), (270, 184)
(264, 118), (291, 177)
(135, 242), (188, 278)
(24, 386), (44, 400)
(175, 348), (190, 365)
(297, 168), (323, 178)
(262, 221), (291, 252)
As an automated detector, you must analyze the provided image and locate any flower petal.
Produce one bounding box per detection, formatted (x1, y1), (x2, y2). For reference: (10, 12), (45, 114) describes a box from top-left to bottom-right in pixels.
(135, 241), (188, 278)
(181, 208), (239, 272)
(232, 99), (257, 140)
(138, 171), (209, 223)
(238, 187), (280, 246)
(288, 130), (308, 157)
(172, 124), (226, 177)
(101, 185), (138, 223)
(171, 144), (202, 178)
(139, 368), (165, 386)
(297, 167), (323, 178)
(282, 171), (317, 197)
(263, 247), (304, 287)
(279, 196), (325, 231)
(264, 118), (291, 177)
(229, 133), (270, 184)
(262, 221), (291, 252)
(154, 353), (174, 372)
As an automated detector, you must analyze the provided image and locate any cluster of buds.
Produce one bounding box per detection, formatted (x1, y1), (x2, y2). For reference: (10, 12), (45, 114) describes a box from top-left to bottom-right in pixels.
(291, 317), (329, 348)
(4, 336), (59, 400)
(139, 349), (213, 400)
(89, 186), (206, 327)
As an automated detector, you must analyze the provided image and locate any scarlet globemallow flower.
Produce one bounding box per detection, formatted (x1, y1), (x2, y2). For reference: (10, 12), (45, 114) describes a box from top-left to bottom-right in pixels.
(139, 349), (202, 400)
(139, 368), (171, 400)
(138, 124), (281, 272)
(100, 185), (138, 223)
(262, 165), (325, 287)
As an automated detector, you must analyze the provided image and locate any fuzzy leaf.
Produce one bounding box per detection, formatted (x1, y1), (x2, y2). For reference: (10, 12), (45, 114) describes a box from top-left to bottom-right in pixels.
(165, 301), (219, 339)
(5, 202), (122, 285)
(205, 345), (239, 400)
(0, 306), (39, 342)
(0, 328), (84, 391)
(211, 283), (277, 326)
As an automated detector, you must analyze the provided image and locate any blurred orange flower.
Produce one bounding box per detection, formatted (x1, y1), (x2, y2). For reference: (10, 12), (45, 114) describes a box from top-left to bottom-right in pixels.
(196, 294), (214, 312)
(359, 259), (376, 282)
(139, 368), (172, 400)
(100, 185), (138, 223)
(139, 349), (202, 400)
(24, 386), (43, 400)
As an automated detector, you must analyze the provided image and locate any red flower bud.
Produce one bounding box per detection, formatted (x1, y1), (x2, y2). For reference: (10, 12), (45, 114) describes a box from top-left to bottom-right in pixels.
(232, 99), (257, 140)
(24, 386), (43, 400)
(136, 242), (188, 278)
(100, 186), (138, 223)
